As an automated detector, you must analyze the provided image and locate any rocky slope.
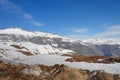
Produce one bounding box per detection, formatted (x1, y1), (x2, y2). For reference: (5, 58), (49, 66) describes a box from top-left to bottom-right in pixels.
(0, 60), (120, 80)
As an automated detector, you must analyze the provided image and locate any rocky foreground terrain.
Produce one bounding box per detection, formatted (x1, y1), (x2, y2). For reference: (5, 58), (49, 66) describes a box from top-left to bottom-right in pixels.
(0, 56), (120, 80)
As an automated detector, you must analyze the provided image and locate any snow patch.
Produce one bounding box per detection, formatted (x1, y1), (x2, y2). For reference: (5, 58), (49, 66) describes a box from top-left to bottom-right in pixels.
(22, 66), (42, 76)
(10, 55), (120, 74)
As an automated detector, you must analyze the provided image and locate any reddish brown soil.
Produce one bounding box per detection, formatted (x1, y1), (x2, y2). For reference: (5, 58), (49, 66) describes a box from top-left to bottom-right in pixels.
(64, 53), (106, 62)
(64, 53), (120, 63)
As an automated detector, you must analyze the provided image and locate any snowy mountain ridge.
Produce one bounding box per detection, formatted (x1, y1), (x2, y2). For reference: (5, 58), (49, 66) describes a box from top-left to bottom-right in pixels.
(0, 28), (62, 38)
(82, 38), (120, 45)
(0, 28), (120, 57)
(0, 28), (120, 45)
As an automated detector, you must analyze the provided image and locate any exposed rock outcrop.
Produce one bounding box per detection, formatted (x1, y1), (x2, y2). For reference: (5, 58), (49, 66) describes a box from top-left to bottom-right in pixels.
(64, 53), (120, 63)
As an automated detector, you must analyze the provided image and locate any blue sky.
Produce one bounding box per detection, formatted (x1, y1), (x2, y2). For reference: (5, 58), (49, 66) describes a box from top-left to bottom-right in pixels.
(0, 0), (120, 39)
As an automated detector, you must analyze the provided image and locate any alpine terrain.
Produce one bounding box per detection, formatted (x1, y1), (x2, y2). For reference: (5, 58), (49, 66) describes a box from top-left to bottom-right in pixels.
(0, 28), (120, 80)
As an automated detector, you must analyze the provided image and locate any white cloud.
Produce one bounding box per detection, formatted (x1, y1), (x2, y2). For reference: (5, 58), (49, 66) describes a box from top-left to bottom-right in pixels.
(94, 25), (120, 38)
(32, 21), (44, 26)
(0, 0), (44, 26)
(73, 28), (89, 33)
(106, 25), (120, 31)
(66, 34), (90, 40)
(23, 13), (33, 20)
(66, 25), (120, 39)
(64, 28), (89, 39)
(65, 27), (89, 34)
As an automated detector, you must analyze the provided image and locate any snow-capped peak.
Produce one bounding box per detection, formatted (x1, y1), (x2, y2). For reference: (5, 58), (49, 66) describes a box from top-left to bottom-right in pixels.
(0, 28), (120, 45)
(0, 28), (62, 38)
(0, 28), (35, 37)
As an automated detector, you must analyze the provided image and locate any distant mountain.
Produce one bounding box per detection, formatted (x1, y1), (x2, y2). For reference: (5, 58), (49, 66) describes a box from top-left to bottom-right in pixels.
(0, 28), (120, 57)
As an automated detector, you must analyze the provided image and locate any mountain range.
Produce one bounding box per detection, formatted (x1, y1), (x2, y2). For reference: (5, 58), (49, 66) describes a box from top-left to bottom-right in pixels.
(0, 28), (120, 57)
(0, 28), (120, 80)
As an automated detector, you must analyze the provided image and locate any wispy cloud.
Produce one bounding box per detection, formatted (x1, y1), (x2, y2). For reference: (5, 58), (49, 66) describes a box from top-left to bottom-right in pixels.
(94, 25), (120, 38)
(32, 21), (44, 26)
(66, 34), (90, 40)
(72, 28), (89, 33)
(23, 13), (33, 20)
(0, 0), (44, 26)
(66, 25), (120, 39)
(65, 27), (89, 34)
(64, 27), (89, 39)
